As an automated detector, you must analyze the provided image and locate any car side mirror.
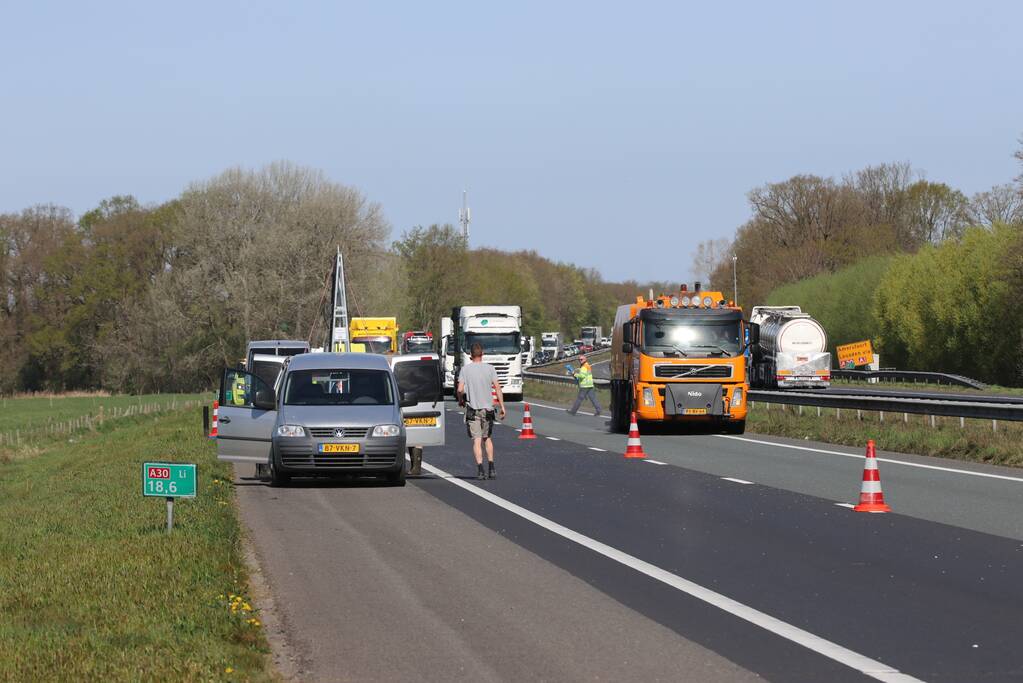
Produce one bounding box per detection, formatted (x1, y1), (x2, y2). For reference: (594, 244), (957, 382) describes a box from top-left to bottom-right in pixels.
(747, 322), (760, 346)
(400, 391), (418, 408)
(621, 342), (633, 353)
(253, 389), (276, 411)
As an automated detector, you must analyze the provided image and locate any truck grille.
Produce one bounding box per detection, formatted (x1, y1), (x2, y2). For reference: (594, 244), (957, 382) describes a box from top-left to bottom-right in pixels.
(654, 364), (732, 379)
(308, 427), (370, 438)
(492, 362), (510, 382)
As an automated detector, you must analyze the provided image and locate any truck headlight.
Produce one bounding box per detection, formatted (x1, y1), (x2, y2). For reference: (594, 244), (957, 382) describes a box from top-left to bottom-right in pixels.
(371, 424), (401, 437)
(731, 388), (743, 407)
(277, 425), (306, 437)
(642, 387), (655, 407)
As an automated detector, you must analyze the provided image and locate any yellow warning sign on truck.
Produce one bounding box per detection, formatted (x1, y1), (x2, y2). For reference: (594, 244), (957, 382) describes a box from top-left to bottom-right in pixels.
(836, 340), (874, 368)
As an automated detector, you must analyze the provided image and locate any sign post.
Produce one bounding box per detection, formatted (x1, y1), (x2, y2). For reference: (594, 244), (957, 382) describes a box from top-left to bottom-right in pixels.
(142, 462), (197, 533)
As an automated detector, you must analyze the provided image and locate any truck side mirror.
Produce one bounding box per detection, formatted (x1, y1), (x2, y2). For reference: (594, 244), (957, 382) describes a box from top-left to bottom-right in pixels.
(621, 342), (633, 353)
(622, 321), (632, 341)
(747, 322), (760, 346)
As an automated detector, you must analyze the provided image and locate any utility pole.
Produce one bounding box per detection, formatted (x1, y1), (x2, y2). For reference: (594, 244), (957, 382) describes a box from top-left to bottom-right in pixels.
(732, 254), (738, 305)
(458, 189), (471, 246)
(328, 247), (350, 353)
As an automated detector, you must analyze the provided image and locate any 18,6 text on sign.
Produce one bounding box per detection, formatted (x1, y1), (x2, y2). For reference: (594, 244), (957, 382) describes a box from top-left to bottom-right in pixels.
(142, 462), (196, 498)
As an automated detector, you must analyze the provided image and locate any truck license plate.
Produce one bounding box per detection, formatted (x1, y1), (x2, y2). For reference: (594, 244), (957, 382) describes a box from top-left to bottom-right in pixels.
(319, 443), (359, 453)
(404, 417), (437, 426)
(683, 408), (707, 415)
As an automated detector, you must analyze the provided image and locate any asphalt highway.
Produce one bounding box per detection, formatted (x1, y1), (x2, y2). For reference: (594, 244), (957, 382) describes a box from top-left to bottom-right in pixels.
(234, 399), (1023, 682)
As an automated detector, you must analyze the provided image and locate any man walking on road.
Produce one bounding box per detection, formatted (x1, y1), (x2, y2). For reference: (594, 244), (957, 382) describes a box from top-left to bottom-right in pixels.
(568, 354), (602, 417)
(457, 343), (506, 480)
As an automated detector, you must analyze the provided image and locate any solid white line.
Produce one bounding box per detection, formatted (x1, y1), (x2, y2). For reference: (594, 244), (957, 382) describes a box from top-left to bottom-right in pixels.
(835, 503), (855, 509)
(717, 435), (1023, 484)
(546, 436), (561, 441)
(419, 461), (923, 683)
(588, 447), (607, 452)
(721, 477), (754, 485)
(643, 459), (668, 465)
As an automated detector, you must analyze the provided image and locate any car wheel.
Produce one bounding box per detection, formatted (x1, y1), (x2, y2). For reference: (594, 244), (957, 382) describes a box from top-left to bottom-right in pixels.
(269, 458), (290, 487)
(386, 461), (406, 487)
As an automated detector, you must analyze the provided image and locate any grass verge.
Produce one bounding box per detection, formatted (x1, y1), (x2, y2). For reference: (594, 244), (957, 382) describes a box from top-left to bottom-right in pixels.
(525, 380), (1023, 468)
(0, 407), (274, 681)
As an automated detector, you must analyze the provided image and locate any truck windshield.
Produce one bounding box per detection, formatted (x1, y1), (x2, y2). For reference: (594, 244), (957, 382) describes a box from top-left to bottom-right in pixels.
(353, 338), (392, 354)
(463, 332), (521, 355)
(405, 339), (433, 354)
(643, 320), (741, 356)
(284, 369), (394, 406)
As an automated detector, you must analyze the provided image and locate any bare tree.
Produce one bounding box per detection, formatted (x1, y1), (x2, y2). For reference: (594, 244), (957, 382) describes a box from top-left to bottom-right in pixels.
(968, 184), (1023, 227)
(691, 238), (730, 285)
(903, 181), (970, 244)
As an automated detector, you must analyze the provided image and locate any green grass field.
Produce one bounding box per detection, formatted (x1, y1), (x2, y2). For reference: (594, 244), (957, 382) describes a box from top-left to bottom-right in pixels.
(0, 406), (273, 681)
(0, 392), (210, 457)
(524, 380), (1023, 467)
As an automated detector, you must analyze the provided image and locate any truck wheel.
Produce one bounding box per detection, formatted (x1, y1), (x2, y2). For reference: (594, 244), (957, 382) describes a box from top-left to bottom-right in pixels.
(724, 420), (746, 435)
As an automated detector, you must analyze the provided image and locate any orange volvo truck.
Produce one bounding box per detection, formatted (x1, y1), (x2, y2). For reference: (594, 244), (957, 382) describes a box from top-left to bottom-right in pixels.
(609, 283), (758, 434)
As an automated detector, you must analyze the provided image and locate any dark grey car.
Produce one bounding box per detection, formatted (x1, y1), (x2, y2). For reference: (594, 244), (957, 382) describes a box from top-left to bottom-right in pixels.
(217, 353), (417, 486)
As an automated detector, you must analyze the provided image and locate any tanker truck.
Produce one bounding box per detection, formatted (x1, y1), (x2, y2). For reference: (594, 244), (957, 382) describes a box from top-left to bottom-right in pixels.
(748, 306), (831, 389)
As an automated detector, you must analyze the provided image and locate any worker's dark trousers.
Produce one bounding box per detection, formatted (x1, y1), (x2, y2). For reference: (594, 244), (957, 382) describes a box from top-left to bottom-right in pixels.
(568, 387), (601, 415)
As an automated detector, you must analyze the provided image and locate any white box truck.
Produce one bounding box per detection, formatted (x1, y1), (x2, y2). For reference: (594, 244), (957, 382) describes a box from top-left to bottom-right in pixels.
(540, 332), (562, 361)
(441, 316), (455, 394)
(452, 305), (523, 402)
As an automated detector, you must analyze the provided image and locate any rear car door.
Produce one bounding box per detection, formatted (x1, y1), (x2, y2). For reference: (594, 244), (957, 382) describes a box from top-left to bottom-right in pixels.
(390, 354), (446, 447)
(217, 367), (277, 464)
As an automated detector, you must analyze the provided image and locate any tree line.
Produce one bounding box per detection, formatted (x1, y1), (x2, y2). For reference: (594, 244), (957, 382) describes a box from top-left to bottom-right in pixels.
(705, 139), (1023, 385)
(1, 163), (662, 394)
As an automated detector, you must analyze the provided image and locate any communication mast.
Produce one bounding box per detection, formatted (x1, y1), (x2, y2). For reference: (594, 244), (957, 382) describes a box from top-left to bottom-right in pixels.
(458, 189), (471, 246)
(328, 247), (350, 352)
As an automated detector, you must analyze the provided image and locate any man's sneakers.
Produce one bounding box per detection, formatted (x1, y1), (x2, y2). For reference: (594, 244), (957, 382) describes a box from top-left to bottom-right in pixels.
(488, 462), (496, 480)
(476, 462), (497, 480)
(477, 464), (486, 480)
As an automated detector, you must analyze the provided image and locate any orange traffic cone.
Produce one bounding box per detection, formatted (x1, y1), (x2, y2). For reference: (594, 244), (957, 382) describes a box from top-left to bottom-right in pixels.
(519, 403), (538, 439)
(208, 400), (219, 439)
(853, 440), (890, 512)
(624, 412), (647, 458)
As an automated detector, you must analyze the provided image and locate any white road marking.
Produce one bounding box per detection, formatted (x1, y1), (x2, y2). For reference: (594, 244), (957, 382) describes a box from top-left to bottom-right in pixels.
(643, 459), (668, 465)
(546, 436), (561, 441)
(835, 503), (856, 509)
(420, 461), (924, 683)
(526, 400), (602, 418)
(721, 477), (754, 485)
(588, 447), (607, 452)
(717, 435), (1023, 484)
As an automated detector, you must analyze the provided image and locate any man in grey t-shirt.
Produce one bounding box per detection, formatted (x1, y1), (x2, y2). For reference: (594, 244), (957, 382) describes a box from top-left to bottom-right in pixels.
(457, 343), (506, 480)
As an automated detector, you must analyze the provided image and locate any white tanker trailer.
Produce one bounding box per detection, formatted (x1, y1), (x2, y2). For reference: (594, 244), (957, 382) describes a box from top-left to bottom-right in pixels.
(748, 306), (831, 389)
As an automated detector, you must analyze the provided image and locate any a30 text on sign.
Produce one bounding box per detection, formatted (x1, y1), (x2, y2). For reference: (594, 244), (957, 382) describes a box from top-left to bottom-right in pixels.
(142, 462), (197, 498)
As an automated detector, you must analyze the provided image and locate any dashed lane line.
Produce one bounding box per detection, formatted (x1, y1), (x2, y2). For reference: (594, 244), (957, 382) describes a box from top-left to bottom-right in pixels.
(643, 459), (668, 465)
(717, 435), (1023, 484)
(419, 460), (924, 683)
(721, 477), (754, 485)
(588, 447), (607, 452)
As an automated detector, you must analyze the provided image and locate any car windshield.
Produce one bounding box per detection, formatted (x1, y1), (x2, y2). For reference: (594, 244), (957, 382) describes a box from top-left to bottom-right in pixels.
(406, 339), (433, 353)
(643, 320), (741, 356)
(284, 369), (394, 406)
(463, 332), (520, 355)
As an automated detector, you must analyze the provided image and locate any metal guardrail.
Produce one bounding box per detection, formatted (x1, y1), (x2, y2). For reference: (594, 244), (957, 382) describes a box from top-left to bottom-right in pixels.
(523, 372), (1022, 422)
(526, 347), (611, 371)
(831, 369), (987, 390)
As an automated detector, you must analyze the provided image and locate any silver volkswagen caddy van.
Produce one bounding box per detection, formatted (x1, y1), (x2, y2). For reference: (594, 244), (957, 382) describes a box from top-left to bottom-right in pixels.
(217, 352), (417, 486)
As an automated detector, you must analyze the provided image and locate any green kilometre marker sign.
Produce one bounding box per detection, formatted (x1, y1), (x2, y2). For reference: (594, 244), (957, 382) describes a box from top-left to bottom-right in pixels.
(142, 462), (196, 533)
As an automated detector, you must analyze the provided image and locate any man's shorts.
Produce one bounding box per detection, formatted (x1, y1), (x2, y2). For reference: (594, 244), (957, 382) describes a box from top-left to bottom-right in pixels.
(465, 408), (495, 439)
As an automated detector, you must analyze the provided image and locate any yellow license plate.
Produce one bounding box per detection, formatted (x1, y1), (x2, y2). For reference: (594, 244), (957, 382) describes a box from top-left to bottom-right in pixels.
(319, 443), (359, 453)
(683, 408), (708, 415)
(404, 417), (438, 426)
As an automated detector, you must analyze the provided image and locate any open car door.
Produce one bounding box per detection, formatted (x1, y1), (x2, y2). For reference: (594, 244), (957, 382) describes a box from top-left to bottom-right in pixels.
(217, 367), (277, 464)
(390, 354), (446, 448)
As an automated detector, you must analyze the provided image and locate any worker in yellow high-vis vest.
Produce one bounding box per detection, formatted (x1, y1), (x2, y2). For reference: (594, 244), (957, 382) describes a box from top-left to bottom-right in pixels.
(567, 355), (602, 417)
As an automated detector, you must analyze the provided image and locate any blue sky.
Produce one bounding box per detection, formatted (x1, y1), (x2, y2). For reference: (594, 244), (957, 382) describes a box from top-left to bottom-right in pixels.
(2, 1), (1021, 281)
